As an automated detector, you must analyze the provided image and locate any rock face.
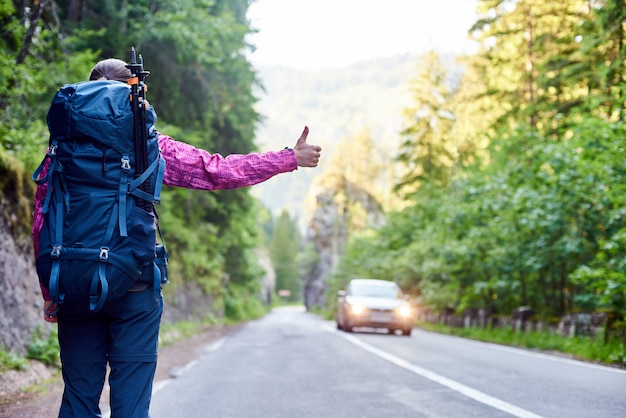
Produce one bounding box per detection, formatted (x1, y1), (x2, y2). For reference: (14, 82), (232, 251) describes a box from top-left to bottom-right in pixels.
(257, 249), (276, 306)
(0, 216), (43, 355)
(0, 164), (44, 355)
(302, 188), (340, 311)
(302, 182), (385, 311)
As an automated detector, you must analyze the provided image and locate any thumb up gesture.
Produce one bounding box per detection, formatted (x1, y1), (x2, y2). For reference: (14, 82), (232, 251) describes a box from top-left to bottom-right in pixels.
(293, 126), (321, 167)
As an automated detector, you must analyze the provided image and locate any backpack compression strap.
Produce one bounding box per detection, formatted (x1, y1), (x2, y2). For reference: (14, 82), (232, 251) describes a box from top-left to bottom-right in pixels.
(117, 152), (165, 237)
(130, 153), (165, 204)
(32, 144), (70, 215)
(32, 143), (70, 306)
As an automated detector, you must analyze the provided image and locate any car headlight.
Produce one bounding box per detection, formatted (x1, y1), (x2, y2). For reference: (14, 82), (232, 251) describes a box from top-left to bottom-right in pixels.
(396, 305), (411, 318)
(350, 304), (365, 314)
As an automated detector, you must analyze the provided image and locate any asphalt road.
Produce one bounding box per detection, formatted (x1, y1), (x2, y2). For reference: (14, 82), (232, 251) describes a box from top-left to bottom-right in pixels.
(148, 306), (626, 418)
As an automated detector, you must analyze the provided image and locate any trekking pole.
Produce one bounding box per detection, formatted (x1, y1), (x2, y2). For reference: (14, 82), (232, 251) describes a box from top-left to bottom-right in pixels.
(126, 47), (152, 212)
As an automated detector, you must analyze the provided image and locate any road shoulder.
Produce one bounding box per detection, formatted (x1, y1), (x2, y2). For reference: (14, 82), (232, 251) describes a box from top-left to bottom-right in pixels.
(0, 323), (243, 418)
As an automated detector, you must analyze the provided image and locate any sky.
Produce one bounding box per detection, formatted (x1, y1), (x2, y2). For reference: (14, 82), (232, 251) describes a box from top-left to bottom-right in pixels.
(246, 0), (479, 70)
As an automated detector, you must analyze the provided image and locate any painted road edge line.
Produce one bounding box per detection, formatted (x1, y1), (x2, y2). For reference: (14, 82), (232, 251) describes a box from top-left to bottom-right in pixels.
(325, 325), (544, 418)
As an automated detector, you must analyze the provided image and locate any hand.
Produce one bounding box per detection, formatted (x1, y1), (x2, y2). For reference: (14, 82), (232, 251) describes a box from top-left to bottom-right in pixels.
(293, 126), (321, 167)
(43, 300), (58, 323)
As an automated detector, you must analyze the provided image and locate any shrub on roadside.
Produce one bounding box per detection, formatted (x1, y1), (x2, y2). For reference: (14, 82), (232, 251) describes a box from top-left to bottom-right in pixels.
(0, 349), (26, 371)
(26, 327), (60, 369)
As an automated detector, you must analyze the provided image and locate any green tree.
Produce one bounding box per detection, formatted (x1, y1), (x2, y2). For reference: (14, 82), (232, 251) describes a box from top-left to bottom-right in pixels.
(270, 210), (301, 301)
(396, 51), (457, 193)
(472, 0), (591, 134)
(1, 0), (97, 170)
(320, 129), (386, 232)
(1, 0), (271, 320)
(566, 0), (626, 120)
(329, 0), (626, 335)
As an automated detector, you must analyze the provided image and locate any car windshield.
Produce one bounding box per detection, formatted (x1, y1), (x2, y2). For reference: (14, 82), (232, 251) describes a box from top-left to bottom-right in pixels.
(350, 282), (402, 299)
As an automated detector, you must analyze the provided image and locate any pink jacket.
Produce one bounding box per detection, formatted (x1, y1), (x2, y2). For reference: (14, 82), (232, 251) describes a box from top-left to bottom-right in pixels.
(32, 132), (298, 300)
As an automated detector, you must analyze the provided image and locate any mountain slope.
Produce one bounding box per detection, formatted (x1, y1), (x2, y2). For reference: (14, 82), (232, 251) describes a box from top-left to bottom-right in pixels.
(251, 54), (424, 220)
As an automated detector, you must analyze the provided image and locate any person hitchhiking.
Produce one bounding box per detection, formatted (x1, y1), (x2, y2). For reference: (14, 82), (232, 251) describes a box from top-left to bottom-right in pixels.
(32, 57), (321, 417)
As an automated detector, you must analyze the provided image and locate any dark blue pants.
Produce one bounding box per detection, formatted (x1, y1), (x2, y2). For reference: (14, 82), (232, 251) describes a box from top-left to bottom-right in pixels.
(56, 286), (163, 418)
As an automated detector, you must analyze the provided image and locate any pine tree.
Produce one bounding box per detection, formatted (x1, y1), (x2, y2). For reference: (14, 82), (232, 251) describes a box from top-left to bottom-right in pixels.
(396, 51), (456, 193)
(269, 211), (301, 301)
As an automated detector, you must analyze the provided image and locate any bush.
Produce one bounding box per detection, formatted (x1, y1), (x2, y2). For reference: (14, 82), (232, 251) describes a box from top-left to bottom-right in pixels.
(0, 349), (26, 371)
(223, 284), (268, 322)
(26, 327), (60, 369)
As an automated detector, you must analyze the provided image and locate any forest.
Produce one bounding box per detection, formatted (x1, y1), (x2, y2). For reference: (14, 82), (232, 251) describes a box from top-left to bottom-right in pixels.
(323, 0), (626, 349)
(1, 0), (625, 350)
(1, 0), (273, 320)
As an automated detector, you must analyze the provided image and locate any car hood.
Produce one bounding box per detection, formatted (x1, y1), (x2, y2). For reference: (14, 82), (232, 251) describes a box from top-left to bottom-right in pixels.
(346, 296), (407, 310)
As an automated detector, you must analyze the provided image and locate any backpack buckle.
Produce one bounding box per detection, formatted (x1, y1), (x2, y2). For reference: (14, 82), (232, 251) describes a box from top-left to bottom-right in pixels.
(121, 156), (131, 171)
(99, 247), (110, 260)
(51, 245), (61, 258)
(48, 145), (57, 156)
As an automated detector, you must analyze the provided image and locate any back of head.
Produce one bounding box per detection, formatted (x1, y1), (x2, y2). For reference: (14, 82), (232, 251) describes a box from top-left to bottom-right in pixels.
(89, 58), (131, 82)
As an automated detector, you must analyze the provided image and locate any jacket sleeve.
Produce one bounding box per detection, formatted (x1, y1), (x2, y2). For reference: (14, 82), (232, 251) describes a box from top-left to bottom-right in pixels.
(157, 133), (298, 190)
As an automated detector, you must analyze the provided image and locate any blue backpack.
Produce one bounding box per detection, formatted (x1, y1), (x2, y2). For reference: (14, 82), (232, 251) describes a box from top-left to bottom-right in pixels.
(33, 80), (168, 312)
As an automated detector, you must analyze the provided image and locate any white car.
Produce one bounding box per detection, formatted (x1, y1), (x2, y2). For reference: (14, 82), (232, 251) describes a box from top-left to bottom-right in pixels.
(335, 279), (412, 336)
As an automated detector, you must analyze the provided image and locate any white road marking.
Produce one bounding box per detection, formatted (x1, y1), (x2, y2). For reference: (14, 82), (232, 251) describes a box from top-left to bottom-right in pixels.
(326, 325), (545, 418)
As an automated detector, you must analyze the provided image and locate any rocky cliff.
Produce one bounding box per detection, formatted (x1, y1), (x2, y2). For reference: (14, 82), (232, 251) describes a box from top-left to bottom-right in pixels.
(0, 159), (43, 355)
(302, 182), (385, 310)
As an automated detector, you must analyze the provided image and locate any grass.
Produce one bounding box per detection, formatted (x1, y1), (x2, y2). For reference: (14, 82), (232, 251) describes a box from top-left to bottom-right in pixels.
(26, 328), (60, 369)
(420, 322), (626, 367)
(20, 375), (62, 395)
(158, 315), (222, 348)
(0, 327), (61, 372)
(0, 350), (27, 372)
(1, 315), (226, 371)
(2, 293), (264, 371)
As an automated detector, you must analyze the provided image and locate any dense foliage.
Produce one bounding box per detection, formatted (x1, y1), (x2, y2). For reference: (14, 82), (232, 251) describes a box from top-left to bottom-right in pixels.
(4, 0), (626, 352)
(0, 0), (266, 317)
(326, 0), (626, 346)
(269, 210), (301, 301)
